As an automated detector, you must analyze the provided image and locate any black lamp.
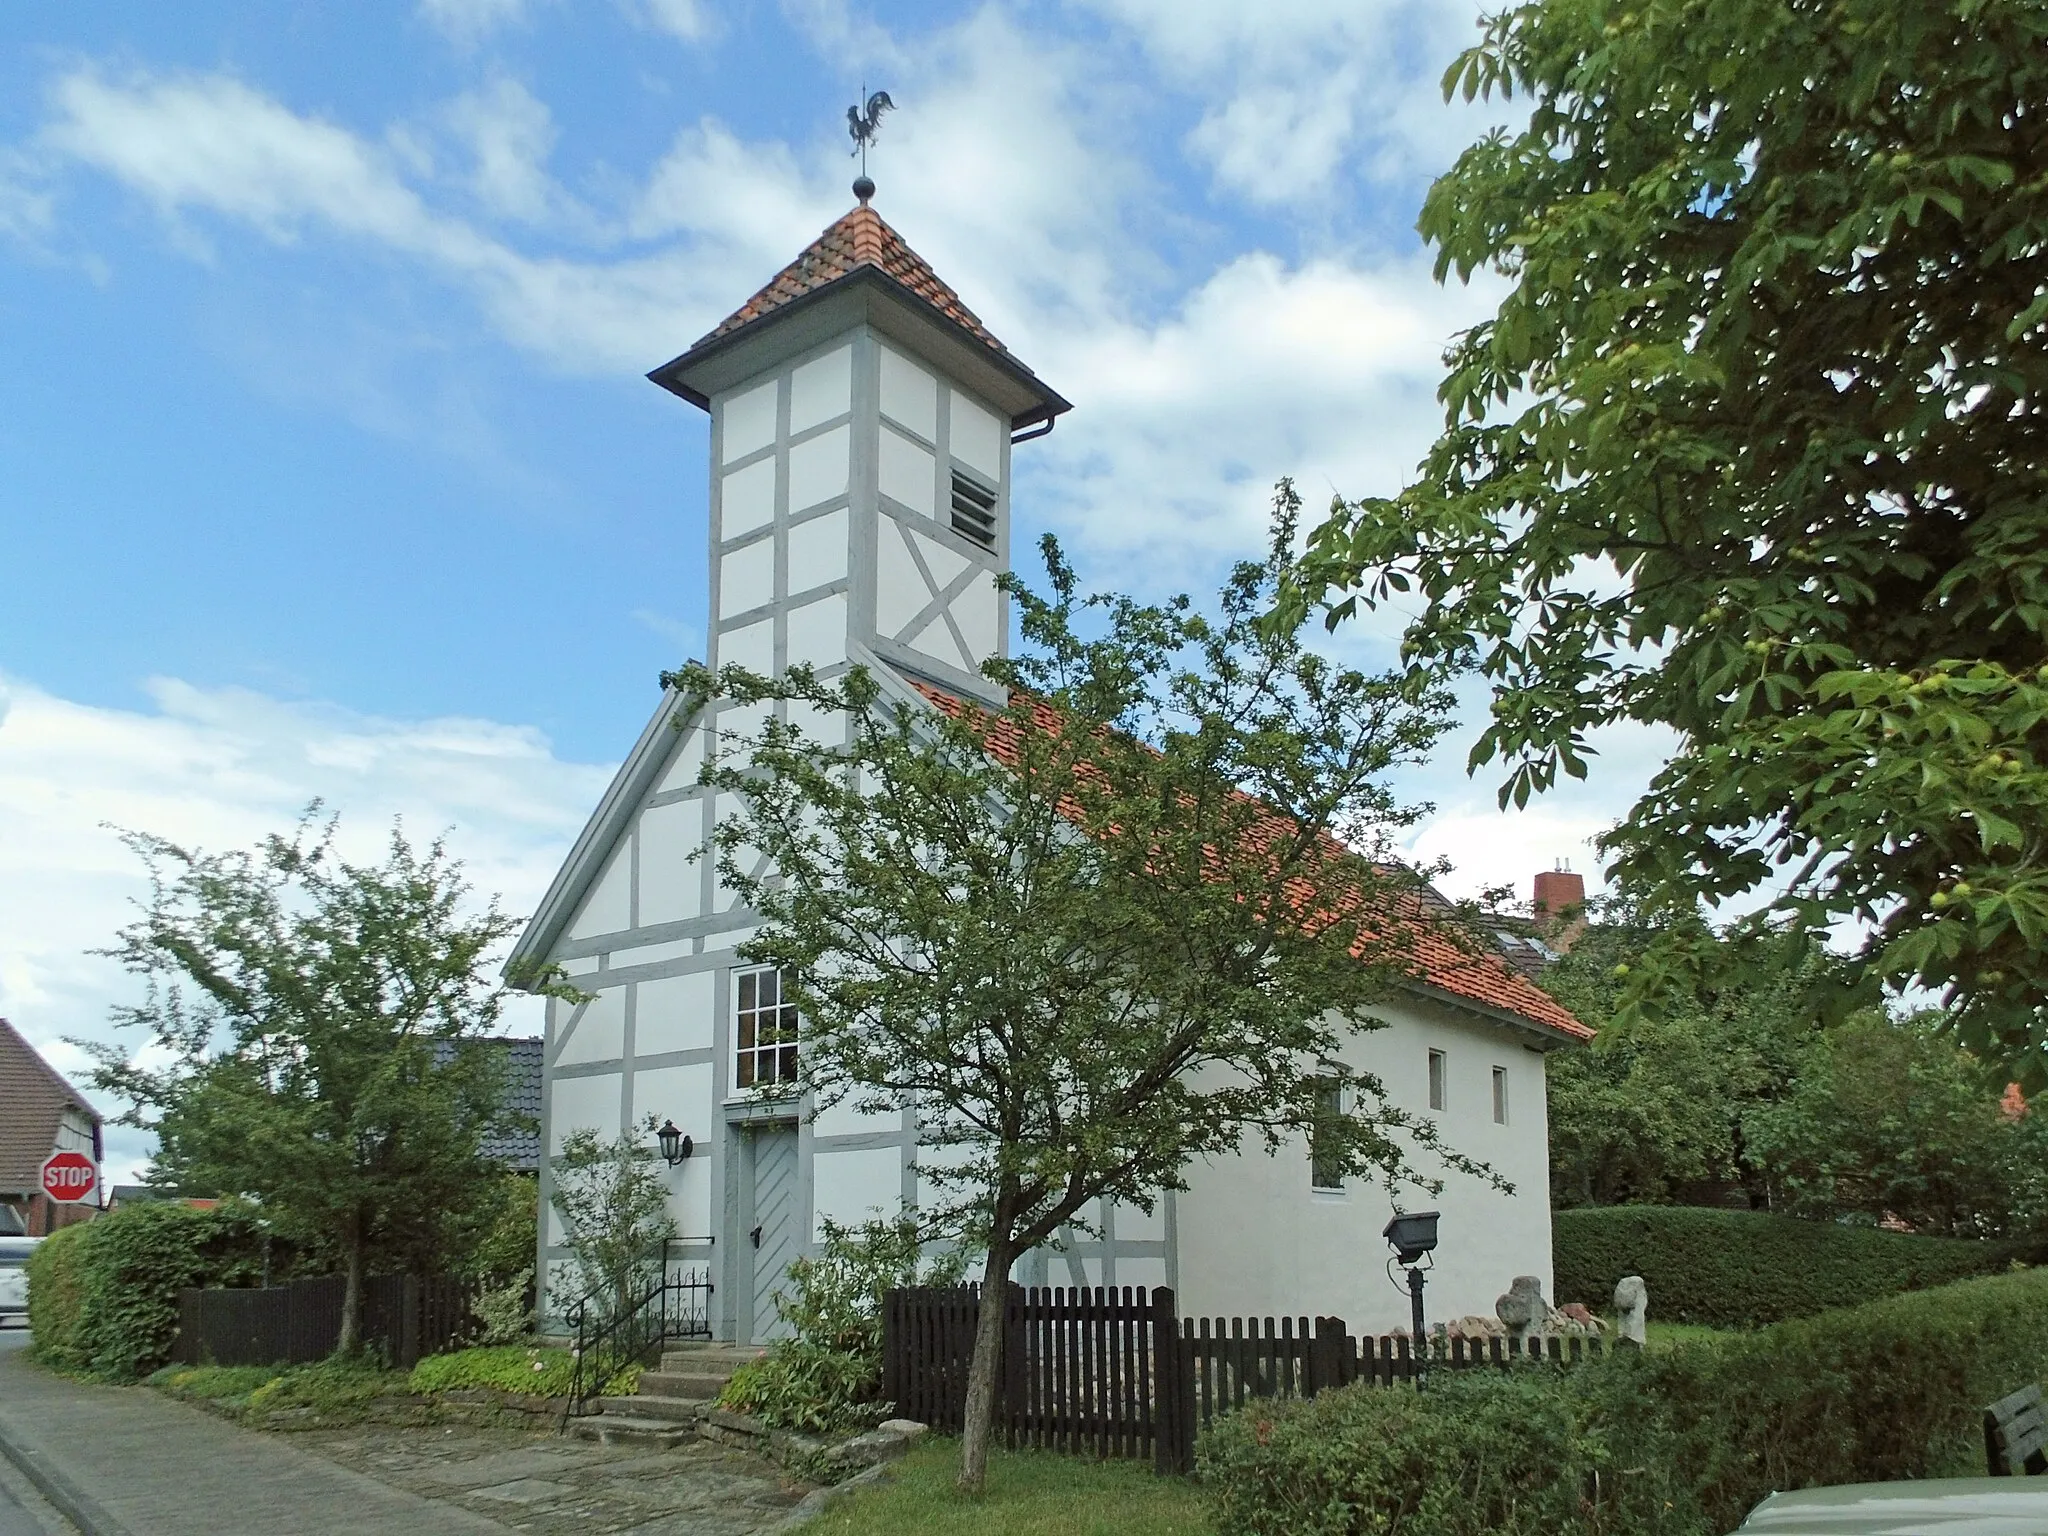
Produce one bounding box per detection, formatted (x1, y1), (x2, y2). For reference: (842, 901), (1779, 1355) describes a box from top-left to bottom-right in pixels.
(1383, 1210), (1441, 1389)
(1383, 1210), (1439, 1266)
(655, 1119), (693, 1167)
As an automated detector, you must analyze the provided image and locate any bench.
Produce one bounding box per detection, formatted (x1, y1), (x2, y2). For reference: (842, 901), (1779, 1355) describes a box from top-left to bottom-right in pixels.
(1986, 1383), (2048, 1477)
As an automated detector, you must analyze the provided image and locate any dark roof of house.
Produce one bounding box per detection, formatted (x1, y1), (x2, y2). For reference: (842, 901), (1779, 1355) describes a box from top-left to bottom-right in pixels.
(0, 1019), (100, 1195)
(432, 1036), (544, 1173)
(908, 685), (1590, 1042)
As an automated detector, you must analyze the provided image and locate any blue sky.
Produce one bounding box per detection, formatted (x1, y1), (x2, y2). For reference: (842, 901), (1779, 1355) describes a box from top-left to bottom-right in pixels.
(0, 0), (1657, 1178)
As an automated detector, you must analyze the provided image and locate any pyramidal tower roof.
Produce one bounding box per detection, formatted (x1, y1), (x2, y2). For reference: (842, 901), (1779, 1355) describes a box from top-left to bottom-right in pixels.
(649, 197), (1069, 428)
(695, 204), (1009, 357)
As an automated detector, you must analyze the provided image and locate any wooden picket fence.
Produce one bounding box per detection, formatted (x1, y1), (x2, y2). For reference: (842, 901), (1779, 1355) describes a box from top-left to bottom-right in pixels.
(882, 1284), (1611, 1474)
(171, 1273), (480, 1369)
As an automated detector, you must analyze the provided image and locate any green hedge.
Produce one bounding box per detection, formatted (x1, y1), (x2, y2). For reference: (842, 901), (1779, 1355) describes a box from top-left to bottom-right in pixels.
(27, 1202), (267, 1379)
(1201, 1266), (2048, 1536)
(1554, 1205), (2023, 1326)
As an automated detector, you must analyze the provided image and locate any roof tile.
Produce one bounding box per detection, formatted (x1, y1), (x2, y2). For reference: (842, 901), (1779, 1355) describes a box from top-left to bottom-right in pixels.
(695, 204), (1009, 357)
(0, 1019), (100, 1194)
(906, 684), (1590, 1041)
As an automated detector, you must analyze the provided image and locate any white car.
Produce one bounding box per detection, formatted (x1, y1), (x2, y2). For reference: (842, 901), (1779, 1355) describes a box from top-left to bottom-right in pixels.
(1735, 1478), (2048, 1532)
(0, 1236), (38, 1326)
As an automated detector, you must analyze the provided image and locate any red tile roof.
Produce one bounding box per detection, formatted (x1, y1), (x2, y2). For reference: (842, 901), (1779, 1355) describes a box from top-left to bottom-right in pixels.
(0, 1018), (100, 1195)
(694, 204), (1010, 357)
(906, 683), (1590, 1041)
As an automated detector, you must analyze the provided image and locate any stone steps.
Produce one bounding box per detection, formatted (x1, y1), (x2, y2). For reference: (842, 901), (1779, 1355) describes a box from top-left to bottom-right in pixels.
(563, 1411), (696, 1449)
(595, 1394), (702, 1424)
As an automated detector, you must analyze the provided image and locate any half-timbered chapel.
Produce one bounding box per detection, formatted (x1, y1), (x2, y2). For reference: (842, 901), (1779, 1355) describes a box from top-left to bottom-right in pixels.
(509, 190), (1589, 1343)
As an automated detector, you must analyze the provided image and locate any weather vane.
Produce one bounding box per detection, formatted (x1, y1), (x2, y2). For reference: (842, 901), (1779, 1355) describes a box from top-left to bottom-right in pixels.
(847, 87), (893, 204)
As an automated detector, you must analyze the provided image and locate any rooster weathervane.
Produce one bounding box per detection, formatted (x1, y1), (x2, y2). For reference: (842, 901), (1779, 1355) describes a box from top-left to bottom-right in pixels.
(847, 88), (893, 204)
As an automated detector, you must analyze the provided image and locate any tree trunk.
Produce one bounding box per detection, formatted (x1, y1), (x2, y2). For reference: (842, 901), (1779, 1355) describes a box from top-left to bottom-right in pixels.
(956, 1239), (1016, 1494)
(337, 1209), (364, 1357)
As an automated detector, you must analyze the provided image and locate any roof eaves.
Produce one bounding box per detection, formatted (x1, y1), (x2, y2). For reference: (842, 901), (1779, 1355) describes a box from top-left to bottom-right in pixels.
(648, 264), (1073, 428)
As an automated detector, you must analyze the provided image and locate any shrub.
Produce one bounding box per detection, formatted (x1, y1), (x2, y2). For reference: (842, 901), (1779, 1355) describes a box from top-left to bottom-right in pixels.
(27, 1202), (269, 1379)
(715, 1217), (966, 1432)
(406, 1343), (635, 1398)
(1554, 1205), (2023, 1326)
(1200, 1266), (2048, 1536)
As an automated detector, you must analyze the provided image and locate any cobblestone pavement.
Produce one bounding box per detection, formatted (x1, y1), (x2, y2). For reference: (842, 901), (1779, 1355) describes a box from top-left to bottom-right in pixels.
(291, 1421), (811, 1536)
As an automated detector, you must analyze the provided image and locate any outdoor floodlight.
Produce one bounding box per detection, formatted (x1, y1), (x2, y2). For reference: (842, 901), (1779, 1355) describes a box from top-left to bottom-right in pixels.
(656, 1119), (694, 1167)
(1383, 1210), (1440, 1266)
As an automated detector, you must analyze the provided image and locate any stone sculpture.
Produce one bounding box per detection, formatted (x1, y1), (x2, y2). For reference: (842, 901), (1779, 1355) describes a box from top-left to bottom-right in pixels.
(1614, 1274), (1648, 1346)
(1494, 1275), (1553, 1344)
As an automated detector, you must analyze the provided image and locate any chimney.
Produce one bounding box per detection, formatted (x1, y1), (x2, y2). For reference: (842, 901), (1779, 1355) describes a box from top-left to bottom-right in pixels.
(1533, 862), (1588, 952)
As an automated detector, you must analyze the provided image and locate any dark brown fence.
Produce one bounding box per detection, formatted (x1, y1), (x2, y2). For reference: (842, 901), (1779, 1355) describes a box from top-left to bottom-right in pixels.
(171, 1274), (479, 1370)
(883, 1285), (1611, 1474)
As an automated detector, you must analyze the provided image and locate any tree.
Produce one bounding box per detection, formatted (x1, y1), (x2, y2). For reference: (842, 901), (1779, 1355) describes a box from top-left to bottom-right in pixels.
(1539, 915), (1824, 1208)
(1292, 0), (2048, 1079)
(685, 498), (1498, 1491)
(1744, 1011), (2037, 1237)
(547, 1119), (677, 1324)
(86, 811), (562, 1353)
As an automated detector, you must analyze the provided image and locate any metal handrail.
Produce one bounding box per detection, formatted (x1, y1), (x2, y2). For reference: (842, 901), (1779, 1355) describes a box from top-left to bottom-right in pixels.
(560, 1259), (715, 1427)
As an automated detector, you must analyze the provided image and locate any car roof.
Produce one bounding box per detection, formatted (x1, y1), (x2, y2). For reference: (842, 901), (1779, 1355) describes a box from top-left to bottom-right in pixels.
(1738, 1477), (2048, 1533)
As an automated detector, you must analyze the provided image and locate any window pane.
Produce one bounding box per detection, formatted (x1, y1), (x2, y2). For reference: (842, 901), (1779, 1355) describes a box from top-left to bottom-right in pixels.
(1492, 1066), (1508, 1125)
(738, 970), (757, 1011)
(1310, 1078), (1344, 1190)
(1428, 1050), (1446, 1112)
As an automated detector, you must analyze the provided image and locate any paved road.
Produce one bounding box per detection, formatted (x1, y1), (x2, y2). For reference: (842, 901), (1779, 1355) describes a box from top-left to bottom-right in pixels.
(0, 1337), (512, 1536)
(0, 1329), (76, 1536)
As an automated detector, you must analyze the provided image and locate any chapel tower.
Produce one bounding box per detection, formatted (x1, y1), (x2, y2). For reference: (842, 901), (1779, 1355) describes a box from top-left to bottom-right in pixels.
(648, 188), (1071, 705)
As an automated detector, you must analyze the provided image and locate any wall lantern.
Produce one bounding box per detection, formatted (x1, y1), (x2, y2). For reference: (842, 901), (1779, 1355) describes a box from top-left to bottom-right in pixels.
(656, 1119), (694, 1167)
(1383, 1210), (1441, 1389)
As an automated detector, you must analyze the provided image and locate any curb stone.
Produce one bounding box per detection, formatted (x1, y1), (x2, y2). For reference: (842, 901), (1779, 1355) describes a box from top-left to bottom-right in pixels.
(764, 1460), (894, 1532)
(0, 1415), (133, 1536)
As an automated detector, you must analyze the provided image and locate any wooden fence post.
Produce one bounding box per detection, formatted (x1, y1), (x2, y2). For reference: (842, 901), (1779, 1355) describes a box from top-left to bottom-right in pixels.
(397, 1275), (422, 1370)
(882, 1289), (902, 1417)
(1151, 1287), (1185, 1476)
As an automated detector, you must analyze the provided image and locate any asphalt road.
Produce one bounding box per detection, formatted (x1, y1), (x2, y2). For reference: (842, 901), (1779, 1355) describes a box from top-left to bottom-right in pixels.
(0, 1326), (76, 1536)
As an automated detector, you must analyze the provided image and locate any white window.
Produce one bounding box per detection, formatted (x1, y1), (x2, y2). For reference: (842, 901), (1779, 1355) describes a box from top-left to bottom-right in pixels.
(1492, 1065), (1509, 1125)
(734, 966), (799, 1090)
(1310, 1078), (1345, 1192)
(1427, 1049), (1447, 1113)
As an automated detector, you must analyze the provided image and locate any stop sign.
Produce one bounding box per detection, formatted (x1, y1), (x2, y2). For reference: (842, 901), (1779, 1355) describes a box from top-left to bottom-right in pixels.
(40, 1150), (97, 1205)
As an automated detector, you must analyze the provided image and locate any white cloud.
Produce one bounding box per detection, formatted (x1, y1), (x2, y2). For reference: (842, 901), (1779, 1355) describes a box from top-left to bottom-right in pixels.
(442, 77), (567, 225)
(628, 0), (714, 42)
(418, 0), (530, 46)
(0, 673), (613, 1184)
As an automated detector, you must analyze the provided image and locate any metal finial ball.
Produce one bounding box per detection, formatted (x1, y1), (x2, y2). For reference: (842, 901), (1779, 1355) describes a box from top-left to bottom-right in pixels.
(852, 175), (875, 204)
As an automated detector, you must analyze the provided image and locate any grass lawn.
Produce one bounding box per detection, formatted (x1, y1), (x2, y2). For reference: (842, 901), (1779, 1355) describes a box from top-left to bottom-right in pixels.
(1644, 1319), (1738, 1350)
(808, 1439), (1210, 1536)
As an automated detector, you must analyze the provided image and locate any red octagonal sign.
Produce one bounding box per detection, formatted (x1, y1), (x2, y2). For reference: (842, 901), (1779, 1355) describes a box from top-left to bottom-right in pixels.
(40, 1150), (97, 1205)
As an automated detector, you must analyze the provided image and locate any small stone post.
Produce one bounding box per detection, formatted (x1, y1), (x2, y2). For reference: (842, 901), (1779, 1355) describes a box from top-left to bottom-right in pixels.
(1614, 1275), (1648, 1346)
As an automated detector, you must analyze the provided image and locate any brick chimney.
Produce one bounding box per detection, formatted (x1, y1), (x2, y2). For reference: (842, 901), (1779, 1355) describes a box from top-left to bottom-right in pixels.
(1533, 864), (1588, 952)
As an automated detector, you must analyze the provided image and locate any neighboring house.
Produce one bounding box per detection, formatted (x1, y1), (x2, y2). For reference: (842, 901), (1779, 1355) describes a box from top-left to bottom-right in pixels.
(475, 1037), (544, 1174)
(0, 1019), (103, 1237)
(1491, 866), (1591, 980)
(510, 192), (1589, 1342)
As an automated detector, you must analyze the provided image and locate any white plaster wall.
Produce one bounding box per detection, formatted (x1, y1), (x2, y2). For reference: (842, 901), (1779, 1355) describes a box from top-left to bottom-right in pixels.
(952, 570), (1000, 667)
(787, 508), (848, 594)
(879, 345), (936, 439)
(811, 1146), (904, 1240)
(655, 724), (705, 793)
(875, 521), (928, 640)
(636, 972), (716, 1055)
(949, 392), (1002, 480)
(1173, 996), (1555, 1332)
(813, 1092), (898, 1138)
(914, 528), (971, 594)
(661, 1146), (714, 1238)
(790, 345), (851, 433)
(609, 938), (694, 970)
(723, 381), (777, 463)
(786, 593), (847, 668)
(721, 536), (775, 616)
(556, 987), (625, 1066)
(720, 619), (773, 676)
(566, 846), (631, 940)
(722, 458), (775, 538)
(788, 425), (849, 512)
(879, 427), (936, 516)
(637, 800), (702, 925)
(630, 1063), (713, 1137)
(550, 1072), (622, 1153)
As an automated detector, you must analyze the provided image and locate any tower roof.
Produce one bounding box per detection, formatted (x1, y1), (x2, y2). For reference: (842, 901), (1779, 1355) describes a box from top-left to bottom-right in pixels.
(696, 204), (1010, 357)
(649, 201), (1070, 428)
